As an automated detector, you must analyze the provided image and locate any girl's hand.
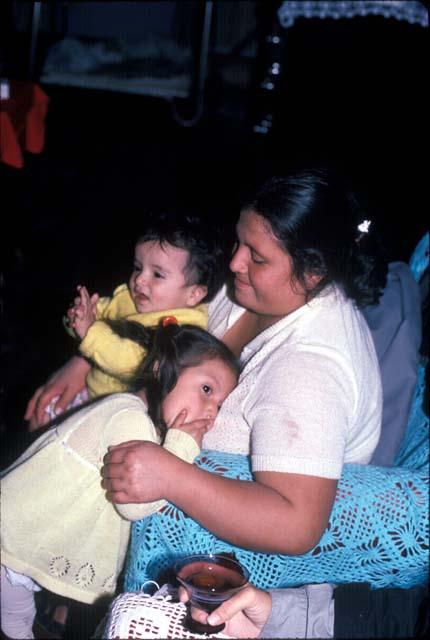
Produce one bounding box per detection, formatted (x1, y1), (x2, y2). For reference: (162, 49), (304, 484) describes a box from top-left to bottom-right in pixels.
(169, 410), (211, 447)
(69, 285), (99, 339)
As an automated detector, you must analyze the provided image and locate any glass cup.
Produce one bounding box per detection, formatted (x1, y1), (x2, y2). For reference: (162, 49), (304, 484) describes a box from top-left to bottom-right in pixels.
(174, 553), (249, 635)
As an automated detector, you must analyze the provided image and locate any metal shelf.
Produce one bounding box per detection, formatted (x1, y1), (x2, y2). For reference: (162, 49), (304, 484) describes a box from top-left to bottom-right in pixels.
(29, 1), (213, 126)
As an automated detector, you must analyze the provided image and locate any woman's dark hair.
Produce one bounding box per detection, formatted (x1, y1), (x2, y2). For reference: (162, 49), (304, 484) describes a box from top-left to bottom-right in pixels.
(136, 211), (227, 302)
(242, 168), (388, 307)
(105, 319), (240, 441)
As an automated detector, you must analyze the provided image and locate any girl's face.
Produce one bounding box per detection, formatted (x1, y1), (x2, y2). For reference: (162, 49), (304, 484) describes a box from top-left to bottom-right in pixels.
(229, 209), (308, 326)
(129, 241), (207, 313)
(162, 357), (237, 427)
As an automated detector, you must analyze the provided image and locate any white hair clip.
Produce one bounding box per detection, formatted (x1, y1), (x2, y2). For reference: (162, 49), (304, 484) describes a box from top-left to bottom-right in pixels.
(357, 219), (371, 234)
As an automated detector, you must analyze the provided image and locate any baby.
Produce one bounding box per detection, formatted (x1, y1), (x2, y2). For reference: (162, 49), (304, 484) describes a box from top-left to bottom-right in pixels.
(48, 212), (226, 416)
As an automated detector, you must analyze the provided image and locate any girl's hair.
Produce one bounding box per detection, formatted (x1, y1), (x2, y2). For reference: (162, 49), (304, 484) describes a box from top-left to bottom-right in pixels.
(242, 168), (388, 307)
(105, 320), (240, 441)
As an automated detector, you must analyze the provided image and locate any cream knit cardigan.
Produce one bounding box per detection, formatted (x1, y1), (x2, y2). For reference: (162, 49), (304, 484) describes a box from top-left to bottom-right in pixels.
(1, 393), (199, 604)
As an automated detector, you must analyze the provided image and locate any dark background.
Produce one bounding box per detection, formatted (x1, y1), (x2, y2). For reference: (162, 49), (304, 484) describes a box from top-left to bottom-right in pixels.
(1, 1), (428, 466)
(0, 2), (428, 637)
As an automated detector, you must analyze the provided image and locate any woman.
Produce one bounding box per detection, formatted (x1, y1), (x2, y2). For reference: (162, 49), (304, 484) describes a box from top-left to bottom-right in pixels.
(26, 168), (387, 567)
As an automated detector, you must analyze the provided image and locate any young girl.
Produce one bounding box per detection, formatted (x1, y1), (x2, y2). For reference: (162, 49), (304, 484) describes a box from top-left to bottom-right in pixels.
(1, 321), (239, 640)
(36, 212), (226, 426)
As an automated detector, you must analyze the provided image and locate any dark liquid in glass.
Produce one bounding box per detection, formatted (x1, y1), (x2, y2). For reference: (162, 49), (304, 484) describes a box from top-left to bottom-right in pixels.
(188, 570), (238, 593)
(177, 560), (248, 635)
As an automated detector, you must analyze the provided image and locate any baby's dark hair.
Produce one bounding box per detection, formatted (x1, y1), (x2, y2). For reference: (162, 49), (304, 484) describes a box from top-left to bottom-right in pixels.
(105, 319), (240, 441)
(136, 211), (227, 302)
(243, 168), (388, 307)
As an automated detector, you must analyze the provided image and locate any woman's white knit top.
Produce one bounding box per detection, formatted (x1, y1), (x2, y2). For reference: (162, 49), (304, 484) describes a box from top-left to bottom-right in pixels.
(203, 285), (382, 478)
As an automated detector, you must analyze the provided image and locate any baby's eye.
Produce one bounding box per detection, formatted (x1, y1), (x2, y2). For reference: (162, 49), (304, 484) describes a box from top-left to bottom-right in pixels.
(154, 271), (164, 279)
(133, 263), (141, 272)
(231, 241), (238, 255)
(202, 384), (212, 395)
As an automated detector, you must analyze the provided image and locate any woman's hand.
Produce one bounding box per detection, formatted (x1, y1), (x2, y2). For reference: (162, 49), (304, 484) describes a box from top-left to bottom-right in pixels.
(24, 355), (90, 430)
(101, 440), (177, 504)
(169, 410), (212, 448)
(179, 584), (272, 638)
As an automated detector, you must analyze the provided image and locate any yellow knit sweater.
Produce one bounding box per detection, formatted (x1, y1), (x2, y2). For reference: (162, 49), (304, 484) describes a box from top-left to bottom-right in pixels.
(1, 393), (199, 604)
(73, 284), (208, 397)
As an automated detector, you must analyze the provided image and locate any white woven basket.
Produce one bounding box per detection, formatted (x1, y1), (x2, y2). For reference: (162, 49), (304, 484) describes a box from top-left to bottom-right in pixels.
(103, 590), (234, 639)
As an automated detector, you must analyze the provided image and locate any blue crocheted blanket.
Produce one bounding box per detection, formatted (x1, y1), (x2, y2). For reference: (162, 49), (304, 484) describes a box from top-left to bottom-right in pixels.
(124, 449), (428, 593)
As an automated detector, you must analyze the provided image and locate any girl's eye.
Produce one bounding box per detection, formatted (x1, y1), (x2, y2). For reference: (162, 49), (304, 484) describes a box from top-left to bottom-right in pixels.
(202, 384), (212, 395)
(154, 271), (164, 279)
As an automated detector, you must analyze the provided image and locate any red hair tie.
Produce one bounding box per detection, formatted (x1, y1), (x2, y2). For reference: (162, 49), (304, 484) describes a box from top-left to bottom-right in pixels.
(162, 315), (178, 327)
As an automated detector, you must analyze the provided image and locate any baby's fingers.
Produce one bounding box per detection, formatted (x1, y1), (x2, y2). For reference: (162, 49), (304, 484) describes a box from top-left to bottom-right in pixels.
(79, 286), (91, 306)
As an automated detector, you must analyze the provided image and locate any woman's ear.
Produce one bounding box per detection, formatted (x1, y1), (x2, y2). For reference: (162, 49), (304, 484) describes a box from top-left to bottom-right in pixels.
(292, 271), (323, 295)
(185, 284), (208, 307)
(305, 272), (323, 290)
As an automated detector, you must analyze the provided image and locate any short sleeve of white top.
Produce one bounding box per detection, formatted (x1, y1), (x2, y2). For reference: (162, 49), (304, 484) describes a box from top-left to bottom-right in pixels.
(203, 285), (382, 479)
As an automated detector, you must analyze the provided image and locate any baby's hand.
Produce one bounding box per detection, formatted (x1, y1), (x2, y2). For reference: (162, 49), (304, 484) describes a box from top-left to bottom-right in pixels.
(67, 285), (99, 339)
(169, 410), (212, 448)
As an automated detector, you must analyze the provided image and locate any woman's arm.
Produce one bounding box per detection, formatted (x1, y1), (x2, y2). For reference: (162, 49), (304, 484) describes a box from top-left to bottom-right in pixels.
(24, 355), (91, 430)
(102, 441), (337, 554)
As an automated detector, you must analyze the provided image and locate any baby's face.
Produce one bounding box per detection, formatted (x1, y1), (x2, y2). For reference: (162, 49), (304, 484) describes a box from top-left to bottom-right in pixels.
(129, 241), (206, 313)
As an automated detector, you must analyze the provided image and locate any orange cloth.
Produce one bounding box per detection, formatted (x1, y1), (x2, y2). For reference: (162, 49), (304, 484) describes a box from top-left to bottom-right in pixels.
(0, 111), (24, 169)
(0, 81), (49, 169)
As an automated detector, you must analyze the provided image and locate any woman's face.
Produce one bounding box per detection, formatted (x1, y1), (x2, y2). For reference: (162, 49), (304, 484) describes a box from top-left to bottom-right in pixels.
(229, 209), (308, 323)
